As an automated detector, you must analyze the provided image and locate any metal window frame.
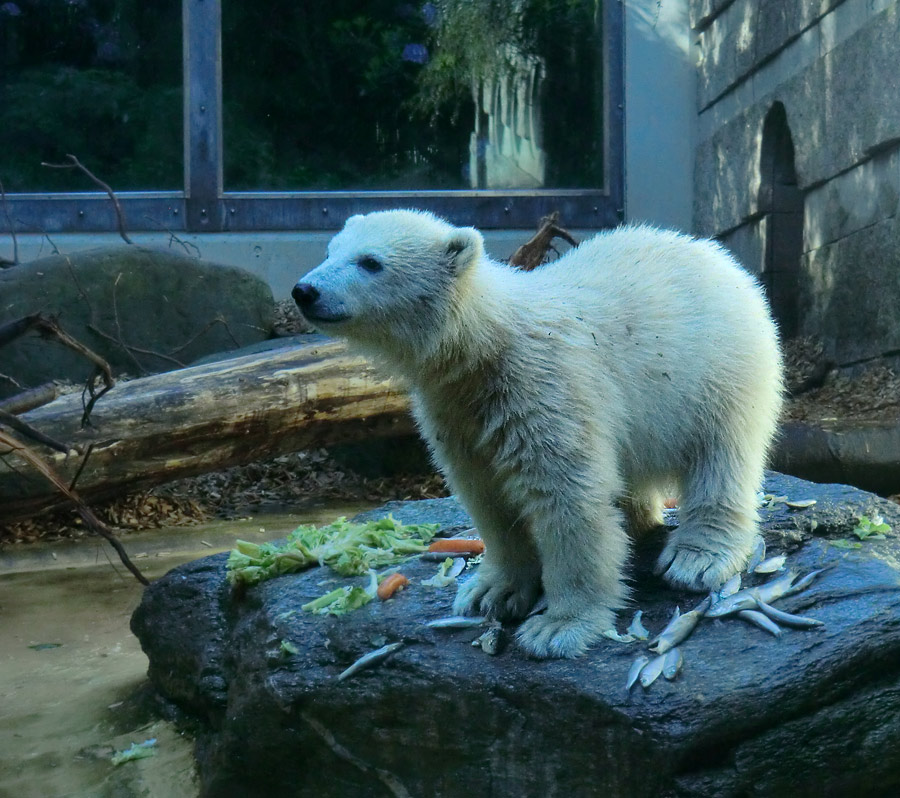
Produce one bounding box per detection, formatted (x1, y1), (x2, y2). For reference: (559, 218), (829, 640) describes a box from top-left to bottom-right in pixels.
(5, 0), (624, 235)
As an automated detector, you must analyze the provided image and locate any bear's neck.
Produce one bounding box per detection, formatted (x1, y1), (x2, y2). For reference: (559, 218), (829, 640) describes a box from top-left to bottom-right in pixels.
(395, 260), (514, 386)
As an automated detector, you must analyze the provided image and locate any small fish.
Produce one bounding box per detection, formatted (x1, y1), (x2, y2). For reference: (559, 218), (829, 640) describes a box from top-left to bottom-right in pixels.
(753, 596), (824, 628)
(708, 571), (798, 618)
(472, 623), (505, 655)
(763, 494), (788, 509)
(446, 558), (467, 579)
(737, 609), (783, 637)
(602, 628), (636, 643)
(781, 567), (828, 598)
(626, 655), (650, 691)
(337, 641), (404, 681)
(662, 647), (684, 680)
(627, 610), (650, 641)
(785, 499), (817, 509)
(718, 573), (742, 599)
(648, 596), (711, 654)
(746, 537), (766, 573)
(754, 554), (787, 574)
(639, 654), (667, 688)
(426, 615), (488, 629)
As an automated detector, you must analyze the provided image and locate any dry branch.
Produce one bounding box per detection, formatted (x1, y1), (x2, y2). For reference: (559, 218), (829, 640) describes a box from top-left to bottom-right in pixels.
(0, 428), (148, 584)
(0, 312), (115, 426)
(0, 382), (59, 415)
(42, 154), (133, 245)
(508, 212), (579, 271)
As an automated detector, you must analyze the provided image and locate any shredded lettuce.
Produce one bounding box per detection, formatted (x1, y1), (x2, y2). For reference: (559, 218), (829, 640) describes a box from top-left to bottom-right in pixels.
(226, 515), (439, 587)
(301, 585), (374, 616)
(111, 739), (157, 766)
(421, 557), (458, 588)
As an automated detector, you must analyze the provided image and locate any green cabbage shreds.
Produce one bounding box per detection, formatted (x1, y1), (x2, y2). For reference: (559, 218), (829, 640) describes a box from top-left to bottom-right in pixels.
(301, 586), (373, 616)
(225, 515), (439, 587)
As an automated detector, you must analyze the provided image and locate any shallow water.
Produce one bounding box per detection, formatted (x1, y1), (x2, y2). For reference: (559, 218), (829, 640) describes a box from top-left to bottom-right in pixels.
(0, 504), (374, 798)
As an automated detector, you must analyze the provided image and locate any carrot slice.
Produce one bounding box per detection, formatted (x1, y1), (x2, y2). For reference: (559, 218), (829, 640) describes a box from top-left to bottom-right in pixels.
(376, 572), (410, 600)
(427, 538), (485, 555)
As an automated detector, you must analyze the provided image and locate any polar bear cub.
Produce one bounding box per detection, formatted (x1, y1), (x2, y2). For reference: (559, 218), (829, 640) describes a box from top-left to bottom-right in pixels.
(293, 209), (783, 658)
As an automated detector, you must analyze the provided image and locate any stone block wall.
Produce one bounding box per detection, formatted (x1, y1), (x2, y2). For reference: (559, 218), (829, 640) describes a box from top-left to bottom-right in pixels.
(693, 0), (900, 365)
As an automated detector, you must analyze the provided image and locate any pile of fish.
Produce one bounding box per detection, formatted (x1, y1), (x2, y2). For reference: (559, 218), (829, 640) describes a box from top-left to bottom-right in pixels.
(627, 539), (827, 691)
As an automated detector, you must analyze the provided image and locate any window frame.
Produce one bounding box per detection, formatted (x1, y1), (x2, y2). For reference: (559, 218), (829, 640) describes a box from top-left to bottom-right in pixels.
(5, 0), (624, 234)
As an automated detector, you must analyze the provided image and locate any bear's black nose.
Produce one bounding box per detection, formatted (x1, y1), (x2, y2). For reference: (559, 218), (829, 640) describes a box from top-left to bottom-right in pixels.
(292, 282), (319, 310)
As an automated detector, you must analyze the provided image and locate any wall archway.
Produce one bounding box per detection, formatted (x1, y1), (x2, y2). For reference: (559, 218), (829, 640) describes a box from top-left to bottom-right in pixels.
(758, 102), (804, 338)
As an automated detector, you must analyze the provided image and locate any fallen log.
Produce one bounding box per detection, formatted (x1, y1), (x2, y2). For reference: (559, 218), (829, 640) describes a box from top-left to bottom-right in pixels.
(0, 336), (413, 523)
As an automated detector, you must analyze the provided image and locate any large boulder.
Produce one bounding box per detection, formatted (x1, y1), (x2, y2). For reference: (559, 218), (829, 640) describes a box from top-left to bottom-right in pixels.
(131, 474), (900, 797)
(0, 247), (275, 398)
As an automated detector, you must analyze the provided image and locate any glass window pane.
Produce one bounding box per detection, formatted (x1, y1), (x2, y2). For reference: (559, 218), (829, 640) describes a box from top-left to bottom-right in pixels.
(0, 0), (182, 192)
(222, 1), (604, 191)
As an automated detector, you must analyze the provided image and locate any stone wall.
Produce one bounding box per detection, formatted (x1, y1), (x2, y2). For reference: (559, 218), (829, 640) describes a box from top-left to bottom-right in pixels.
(693, 0), (900, 365)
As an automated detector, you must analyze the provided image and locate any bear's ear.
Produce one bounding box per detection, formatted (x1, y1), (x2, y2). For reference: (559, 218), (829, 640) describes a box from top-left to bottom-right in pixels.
(445, 227), (483, 273)
(343, 214), (365, 229)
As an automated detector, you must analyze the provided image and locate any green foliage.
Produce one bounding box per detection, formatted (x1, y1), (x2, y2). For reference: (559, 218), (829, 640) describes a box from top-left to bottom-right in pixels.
(111, 739), (158, 766)
(0, 66), (181, 191)
(1, 0), (182, 191)
(852, 514), (892, 541)
(831, 514), (892, 548)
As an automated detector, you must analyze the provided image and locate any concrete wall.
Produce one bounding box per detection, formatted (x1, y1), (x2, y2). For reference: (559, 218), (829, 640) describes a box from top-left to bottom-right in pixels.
(693, 0), (900, 364)
(624, 0), (697, 231)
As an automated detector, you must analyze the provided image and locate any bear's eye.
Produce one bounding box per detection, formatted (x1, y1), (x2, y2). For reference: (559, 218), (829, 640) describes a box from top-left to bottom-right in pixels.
(357, 255), (383, 274)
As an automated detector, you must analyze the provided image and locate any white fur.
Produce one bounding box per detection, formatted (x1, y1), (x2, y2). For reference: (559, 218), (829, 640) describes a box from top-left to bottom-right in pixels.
(295, 210), (783, 658)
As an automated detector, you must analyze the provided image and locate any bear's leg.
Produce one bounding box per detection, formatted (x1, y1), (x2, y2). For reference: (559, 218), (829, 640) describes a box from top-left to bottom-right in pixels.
(515, 494), (630, 658)
(451, 499), (544, 621)
(656, 442), (762, 591)
(452, 527), (543, 621)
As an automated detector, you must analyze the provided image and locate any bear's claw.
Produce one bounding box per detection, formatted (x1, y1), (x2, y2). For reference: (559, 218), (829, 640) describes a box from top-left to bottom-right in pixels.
(453, 570), (540, 621)
(656, 540), (746, 592)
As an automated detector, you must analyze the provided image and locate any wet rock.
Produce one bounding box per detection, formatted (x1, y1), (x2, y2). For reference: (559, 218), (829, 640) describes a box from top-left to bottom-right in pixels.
(131, 474), (900, 797)
(0, 246), (275, 398)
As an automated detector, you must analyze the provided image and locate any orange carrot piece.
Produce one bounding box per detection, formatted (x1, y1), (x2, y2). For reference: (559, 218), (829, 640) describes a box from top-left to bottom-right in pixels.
(664, 498), (678, 509)
(376, 572), (410, 600)
(427, 538), (485, 555)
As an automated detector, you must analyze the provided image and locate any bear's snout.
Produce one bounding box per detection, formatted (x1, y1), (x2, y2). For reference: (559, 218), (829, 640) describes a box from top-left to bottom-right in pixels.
(292, 282), (320, 312)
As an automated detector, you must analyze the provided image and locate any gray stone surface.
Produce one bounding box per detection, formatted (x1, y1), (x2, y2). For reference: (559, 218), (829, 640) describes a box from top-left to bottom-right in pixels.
(0, 246), (275, 399)
(822, 3), (900, 179)
(799, 215), (900, 364)
(803, 145), (900, 251)
(695, 59), (830, 236)
(694, 104), (767, 236)
(690, 0), (739, 32)
(132, 473), (900, 798)
(697, 1), (900, 234)
(697, 0), (844, 108)
(720, 216), (768, 276)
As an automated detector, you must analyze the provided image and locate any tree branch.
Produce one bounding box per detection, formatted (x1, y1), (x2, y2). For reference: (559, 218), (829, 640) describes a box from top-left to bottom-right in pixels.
(0, 428), (149, 585)
(41, 154), (133, 245)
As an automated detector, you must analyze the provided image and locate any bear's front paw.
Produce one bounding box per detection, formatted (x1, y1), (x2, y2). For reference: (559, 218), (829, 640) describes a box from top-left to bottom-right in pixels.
(655, 539), (746, 592)
(453, 567), (540, 621)
(516, 608), (615, 659)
